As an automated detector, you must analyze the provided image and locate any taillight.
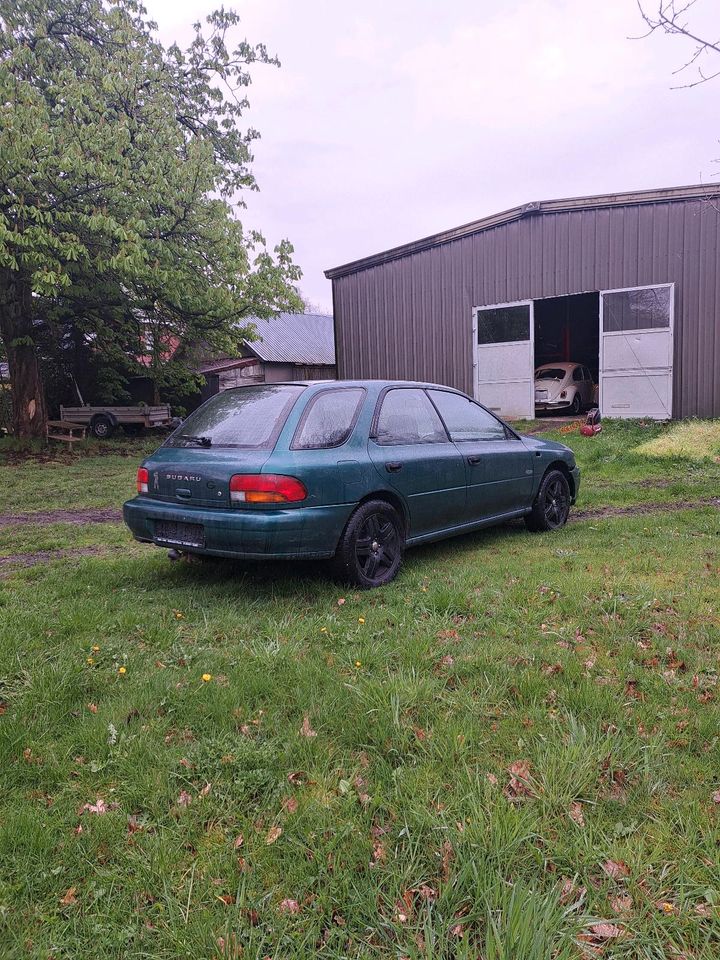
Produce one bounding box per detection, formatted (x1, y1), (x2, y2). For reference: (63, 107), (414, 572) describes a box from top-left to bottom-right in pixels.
(230, 474), (307, 504)
(137, 467), (149, 494)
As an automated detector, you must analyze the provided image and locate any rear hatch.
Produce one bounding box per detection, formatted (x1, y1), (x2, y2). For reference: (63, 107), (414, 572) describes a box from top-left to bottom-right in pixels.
(141, 384), (306, 509)
(143, 448), (270, 508)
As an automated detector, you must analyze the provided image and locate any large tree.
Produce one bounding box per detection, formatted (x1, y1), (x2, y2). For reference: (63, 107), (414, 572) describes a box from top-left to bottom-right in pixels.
(0, 0), (301, 437)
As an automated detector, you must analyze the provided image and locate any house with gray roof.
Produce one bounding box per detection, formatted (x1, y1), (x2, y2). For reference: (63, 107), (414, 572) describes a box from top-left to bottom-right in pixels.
(196, 312), (336, 397)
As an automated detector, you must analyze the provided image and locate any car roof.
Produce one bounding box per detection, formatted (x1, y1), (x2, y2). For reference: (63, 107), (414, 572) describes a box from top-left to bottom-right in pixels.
(241, 379), (467, 392)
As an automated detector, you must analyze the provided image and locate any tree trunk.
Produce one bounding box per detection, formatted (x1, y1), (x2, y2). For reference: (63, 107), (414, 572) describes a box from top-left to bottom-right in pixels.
(0, 268), (48, 439)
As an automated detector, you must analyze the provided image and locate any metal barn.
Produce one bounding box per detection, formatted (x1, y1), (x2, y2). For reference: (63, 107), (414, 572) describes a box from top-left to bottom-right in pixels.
(325, 184), (720, 420)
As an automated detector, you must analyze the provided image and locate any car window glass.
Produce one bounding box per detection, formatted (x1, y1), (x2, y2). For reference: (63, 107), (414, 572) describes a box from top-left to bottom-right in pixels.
(572, 367), (583, 381)
(165, 385), (304, 449)
(428, 390), (506, 441)
(375, 389), (447, 445)
(292, 388), (364, 449)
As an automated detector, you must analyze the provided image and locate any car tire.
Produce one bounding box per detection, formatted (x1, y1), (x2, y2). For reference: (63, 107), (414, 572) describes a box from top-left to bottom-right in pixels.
(331, 499), (405, 588)
(570, 393), (582, 415)
(525, 469), (571, 532)
(91, 414), (115, 439)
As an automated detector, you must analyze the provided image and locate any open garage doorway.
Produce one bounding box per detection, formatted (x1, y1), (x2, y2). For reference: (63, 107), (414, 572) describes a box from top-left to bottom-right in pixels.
(474, 284), (674, 420)
(533, 292), (599, 416)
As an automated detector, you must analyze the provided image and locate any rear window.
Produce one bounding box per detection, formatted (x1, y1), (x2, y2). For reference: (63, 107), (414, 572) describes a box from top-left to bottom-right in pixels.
(536, 368), (566, 380)
(165, 385), (304, 449)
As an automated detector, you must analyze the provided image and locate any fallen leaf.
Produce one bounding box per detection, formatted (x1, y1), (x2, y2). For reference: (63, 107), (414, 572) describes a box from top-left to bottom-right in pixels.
(440, 839), (454, 882)
(287, 770), (306, 785)
(588, 922), (622, 939)
(87, 703), (98, 714)
(569, 802), (585, 826)
(266, 825), (282, 845)
(279, 898), (300, 914)
(370, 838), (387, 866)
(505, 760), (535, 800)
(559, 877), (586, 904)
(217, 893), (235, 905)
(199, 782), (211, 797)
(602, 859), (630, 880)
(486, 772), (498, 786)
(283, 796), (299, 814)
(299, 715), (317, 738)
(609, 893), (633, 914)
(337, 598), (346, 605)
(177, 790), (192, 808)
(712, 790), (720, 804)
(233, 834), (244, 849)
(60, 886), (77, 907)
(80, 798), (117, 815)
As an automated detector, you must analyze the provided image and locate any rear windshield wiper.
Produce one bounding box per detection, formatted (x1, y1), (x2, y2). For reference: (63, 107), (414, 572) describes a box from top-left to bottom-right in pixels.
(179, 434), (212, 447)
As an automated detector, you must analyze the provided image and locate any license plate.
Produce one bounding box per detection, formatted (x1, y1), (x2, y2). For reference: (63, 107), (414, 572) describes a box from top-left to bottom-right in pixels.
(154, 520), (205, 548)
(535, 390), (548, 401)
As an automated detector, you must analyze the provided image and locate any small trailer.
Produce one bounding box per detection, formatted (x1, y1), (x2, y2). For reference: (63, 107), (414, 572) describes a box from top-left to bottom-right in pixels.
(60, 404), (174, 439)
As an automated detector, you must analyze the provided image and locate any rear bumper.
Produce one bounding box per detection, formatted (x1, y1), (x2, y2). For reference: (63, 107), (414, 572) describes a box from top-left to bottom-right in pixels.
(570, 466), (581, 503)
(122, 496), (353, 560)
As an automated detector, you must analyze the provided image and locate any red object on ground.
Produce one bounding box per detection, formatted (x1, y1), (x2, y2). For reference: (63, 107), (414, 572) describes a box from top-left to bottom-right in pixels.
(580, 408), (602, 436)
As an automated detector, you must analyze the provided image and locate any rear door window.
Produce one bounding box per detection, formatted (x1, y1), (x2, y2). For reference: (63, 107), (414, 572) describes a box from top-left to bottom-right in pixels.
(292, 388), (365, 449)
(428, 390), (506, 441)
(374, 389), (447, 445)
(165, 385), (304, 449)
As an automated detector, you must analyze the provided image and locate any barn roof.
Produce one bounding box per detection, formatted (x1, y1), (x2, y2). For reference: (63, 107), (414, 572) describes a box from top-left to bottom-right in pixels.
(244, 312), (335, 365)
(325, 182), (720, 279)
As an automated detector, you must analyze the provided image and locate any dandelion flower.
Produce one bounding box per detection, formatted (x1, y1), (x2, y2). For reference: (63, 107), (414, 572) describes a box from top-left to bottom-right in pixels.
(202, 673), (212, 683)
(320, 627), (327, 633)
(118, 666), (127, 675)
(86, 657), (95, 665)
(358, 617), (365, 624)
(355, 660), (362, 668)
(91, 645), (100, 652)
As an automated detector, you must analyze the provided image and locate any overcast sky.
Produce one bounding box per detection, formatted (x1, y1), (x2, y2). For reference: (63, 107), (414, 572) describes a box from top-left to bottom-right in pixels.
(147, 0), (718, 313)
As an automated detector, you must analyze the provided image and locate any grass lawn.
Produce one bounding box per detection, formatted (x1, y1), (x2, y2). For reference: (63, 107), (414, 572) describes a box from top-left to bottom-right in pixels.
(0, 420), (718, 959)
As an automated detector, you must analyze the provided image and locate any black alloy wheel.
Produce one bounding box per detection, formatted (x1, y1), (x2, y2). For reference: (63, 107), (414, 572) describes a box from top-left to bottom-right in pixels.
(332, 499), (404, 588)
(525, 469), (571, 532)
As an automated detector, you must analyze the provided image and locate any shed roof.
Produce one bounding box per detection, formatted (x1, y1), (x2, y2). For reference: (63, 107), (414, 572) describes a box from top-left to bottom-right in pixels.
(244, 312), (335, 365)
(325, 182), (720, 279)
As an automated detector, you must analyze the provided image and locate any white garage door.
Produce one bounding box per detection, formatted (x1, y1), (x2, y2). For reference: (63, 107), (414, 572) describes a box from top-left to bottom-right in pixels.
(600, 284), (674, 420)
(473, 301), (534, 419)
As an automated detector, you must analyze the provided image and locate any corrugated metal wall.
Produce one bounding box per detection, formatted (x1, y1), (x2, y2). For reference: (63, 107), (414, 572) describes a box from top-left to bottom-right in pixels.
(332, 197), (720, 418)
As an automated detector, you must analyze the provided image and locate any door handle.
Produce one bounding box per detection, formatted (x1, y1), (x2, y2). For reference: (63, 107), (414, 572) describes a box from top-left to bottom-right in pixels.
(467, 455), (482, 465)
(176, 487), (192, 499)
(385, 461), (402, 473)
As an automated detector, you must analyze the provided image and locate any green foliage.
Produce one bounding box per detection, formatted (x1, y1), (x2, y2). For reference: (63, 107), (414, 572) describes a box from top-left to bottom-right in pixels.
(0, 0), (302, 411)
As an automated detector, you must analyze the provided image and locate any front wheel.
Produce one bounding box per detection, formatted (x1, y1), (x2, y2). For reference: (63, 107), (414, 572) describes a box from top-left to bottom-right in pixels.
(525, 469), (571, 532)
(331, 500), (404, 588)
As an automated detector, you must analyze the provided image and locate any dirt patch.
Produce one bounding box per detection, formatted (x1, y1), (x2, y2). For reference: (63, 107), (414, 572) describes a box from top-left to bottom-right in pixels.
(0, 507), (122, 527)
(0, 544), (118, 574)
(571, 497), (720, 521)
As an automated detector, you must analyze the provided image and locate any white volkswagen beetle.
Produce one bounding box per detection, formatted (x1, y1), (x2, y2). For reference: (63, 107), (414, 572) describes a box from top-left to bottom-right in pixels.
(534, 362), (595, 415)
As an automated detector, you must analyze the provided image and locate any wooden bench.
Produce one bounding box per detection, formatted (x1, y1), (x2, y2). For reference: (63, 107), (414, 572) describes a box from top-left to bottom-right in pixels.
(47, 420), (87, 449)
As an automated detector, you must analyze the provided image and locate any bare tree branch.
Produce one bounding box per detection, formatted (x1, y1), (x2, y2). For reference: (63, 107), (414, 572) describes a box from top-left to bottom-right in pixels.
(636, 1), (720, 88)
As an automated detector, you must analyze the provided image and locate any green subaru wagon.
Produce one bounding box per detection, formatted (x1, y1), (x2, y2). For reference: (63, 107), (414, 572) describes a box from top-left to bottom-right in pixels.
(123, 380), (580, 588)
